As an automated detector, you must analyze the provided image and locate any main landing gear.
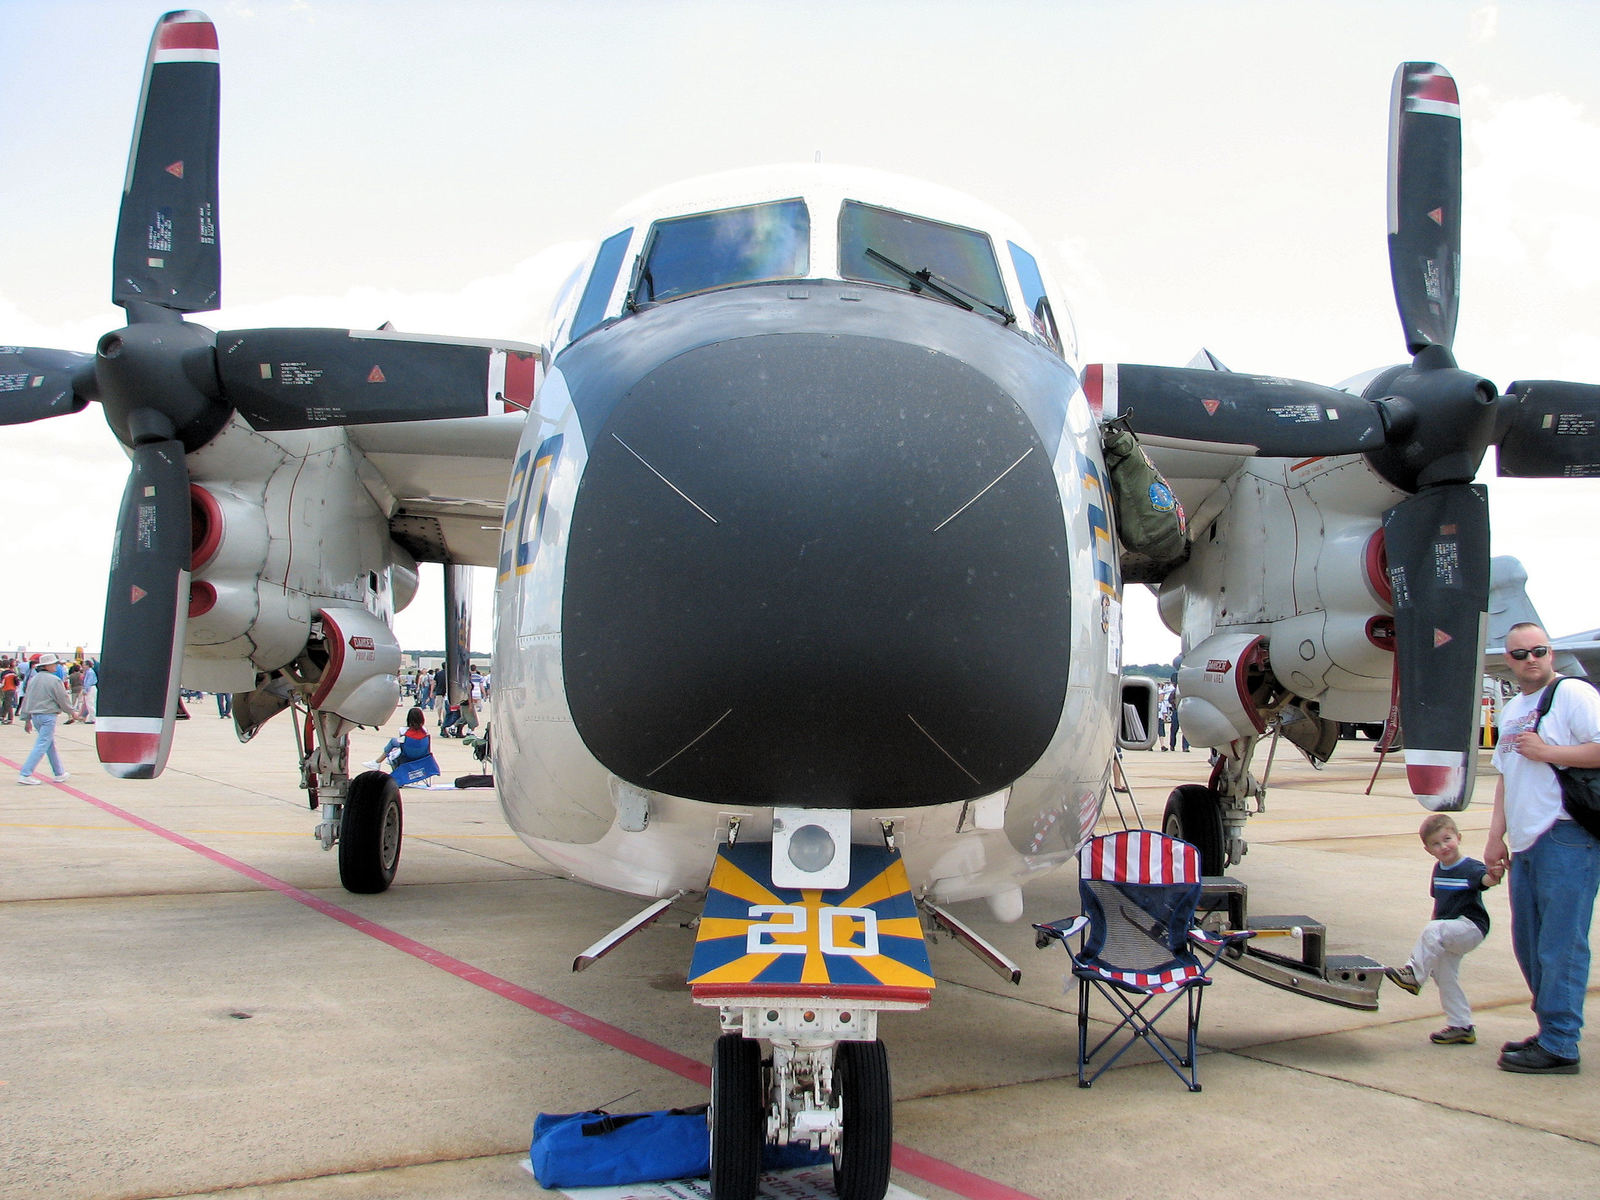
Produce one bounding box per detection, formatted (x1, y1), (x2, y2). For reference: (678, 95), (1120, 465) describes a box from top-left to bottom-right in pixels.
(301, 707), (404, 894)
(339, 770), (403, 893)
(1161, 736), (1269, 875)
(1162, 782), (1225, 875)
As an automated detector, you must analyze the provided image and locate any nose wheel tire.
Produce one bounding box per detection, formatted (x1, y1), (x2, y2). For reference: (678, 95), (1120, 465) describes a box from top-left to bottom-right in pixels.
(339, 770), (403, 893)
(833, 1039), (892, 1200)
(710, 1032), (763, 1200)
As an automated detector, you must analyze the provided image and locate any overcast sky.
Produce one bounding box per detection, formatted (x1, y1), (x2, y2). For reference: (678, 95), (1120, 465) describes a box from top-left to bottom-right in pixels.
(3, 0), (1598, 666)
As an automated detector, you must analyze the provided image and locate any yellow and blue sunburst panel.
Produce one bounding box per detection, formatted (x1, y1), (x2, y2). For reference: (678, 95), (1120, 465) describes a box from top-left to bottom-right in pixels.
(688, 842), (934, 1005)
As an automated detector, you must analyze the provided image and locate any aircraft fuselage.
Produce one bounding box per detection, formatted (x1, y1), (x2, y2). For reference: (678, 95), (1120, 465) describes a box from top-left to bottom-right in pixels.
(489, 167), (1122, 915)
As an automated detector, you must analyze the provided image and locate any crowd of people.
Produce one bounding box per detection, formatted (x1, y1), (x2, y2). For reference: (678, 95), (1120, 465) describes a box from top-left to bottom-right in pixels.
(399, 662), (490, 738)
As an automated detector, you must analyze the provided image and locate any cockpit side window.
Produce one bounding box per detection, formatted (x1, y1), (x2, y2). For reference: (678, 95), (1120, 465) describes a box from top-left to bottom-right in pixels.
(1008, 241), (1063, 357)
(839, 201), (1011, 324)
(571, 228), (634, 339)
(629, 199), (810, 306)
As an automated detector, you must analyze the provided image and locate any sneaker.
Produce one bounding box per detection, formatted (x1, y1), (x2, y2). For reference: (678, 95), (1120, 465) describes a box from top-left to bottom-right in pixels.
(1501, 1033), (1540, 1055)
(51, 772), (70, 783)
(362, 761), (385, 771)
(1498, 1043), (1579, 1074)
(17, 775), (40, 786)
(1430, 1025), (1476, 1045)
(1384, 964), (1422, 996)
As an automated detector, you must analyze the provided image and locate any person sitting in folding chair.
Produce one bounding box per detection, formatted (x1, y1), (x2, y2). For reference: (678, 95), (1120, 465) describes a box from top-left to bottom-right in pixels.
(365, 707), (442, 787)
(1034, 829), (1252, 1092)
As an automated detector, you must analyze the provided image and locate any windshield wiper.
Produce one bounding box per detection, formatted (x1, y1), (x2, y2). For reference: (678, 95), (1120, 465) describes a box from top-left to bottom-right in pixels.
(863, 248), (972, 311)
(623, 254), (655, 312)
(862, 248), (1014, 324)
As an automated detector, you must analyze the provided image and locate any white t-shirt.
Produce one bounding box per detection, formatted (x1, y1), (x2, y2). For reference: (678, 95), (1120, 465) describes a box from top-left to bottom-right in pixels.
(1492, 678), (1600, 852)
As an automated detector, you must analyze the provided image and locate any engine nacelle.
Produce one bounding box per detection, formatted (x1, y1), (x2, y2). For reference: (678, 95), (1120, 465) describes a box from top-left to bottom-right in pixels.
(308, 606), (402, 727)
(1175, 632), (1270, 747)
(188, 483), (270, 647)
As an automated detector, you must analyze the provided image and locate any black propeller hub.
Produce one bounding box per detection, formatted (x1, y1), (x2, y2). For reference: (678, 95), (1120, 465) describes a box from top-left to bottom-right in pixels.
(95, 320), (229, 451)
(1364, 350), (1498, 492)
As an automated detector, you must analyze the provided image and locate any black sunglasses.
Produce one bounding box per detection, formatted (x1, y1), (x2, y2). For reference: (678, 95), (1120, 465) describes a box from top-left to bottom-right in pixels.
(1507, 645), (1551, 661)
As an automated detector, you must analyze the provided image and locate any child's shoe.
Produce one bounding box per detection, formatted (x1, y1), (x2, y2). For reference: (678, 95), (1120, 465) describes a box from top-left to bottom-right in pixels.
(1384, 964), (1422, 995)
(1430, 1025), (1476, 1045)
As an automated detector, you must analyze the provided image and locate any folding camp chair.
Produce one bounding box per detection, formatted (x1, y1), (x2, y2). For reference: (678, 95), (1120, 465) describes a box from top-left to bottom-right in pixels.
(1033, 830), (1251, 1092)
(390, 752), (441, 787)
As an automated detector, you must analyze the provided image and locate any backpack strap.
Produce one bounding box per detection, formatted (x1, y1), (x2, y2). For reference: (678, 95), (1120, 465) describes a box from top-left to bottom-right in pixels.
(1534, 675), (1600, 729)
(1534, 677), (1570, 727)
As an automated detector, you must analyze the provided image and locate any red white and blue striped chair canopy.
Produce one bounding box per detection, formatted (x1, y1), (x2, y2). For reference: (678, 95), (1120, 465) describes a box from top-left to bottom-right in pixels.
(1079, 828), (1201, 887)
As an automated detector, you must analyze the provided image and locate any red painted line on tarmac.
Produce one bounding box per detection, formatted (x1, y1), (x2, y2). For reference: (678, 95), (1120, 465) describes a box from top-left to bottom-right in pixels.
(891, 1146), (1042, 1200)
(25, 773), (707, 1084)
(15, 766), (1044, 1200)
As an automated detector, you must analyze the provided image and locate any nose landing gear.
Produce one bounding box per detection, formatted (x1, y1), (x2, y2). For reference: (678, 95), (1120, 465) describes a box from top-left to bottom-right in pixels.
(690, 840), (933, 1200)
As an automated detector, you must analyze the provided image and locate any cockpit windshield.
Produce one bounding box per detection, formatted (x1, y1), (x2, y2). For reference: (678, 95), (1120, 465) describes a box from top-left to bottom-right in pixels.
(839, 201), (1012, 324)
(630, 198), (810, 306)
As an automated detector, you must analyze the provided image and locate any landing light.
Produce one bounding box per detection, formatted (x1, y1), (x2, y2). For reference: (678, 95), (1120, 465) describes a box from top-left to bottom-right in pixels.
(787, 823), (836, 874)
(771, 806), (852, 890)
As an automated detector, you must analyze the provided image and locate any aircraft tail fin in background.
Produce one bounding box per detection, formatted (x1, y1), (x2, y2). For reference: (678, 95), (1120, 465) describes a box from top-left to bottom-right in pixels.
(1487, 556), (1589, 677)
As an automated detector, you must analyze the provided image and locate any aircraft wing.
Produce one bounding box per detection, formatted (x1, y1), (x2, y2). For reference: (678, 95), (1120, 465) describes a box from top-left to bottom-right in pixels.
(347, 414), (526, 567)
(1556, 636), (1600, 678)
(210, 324), (540, 567)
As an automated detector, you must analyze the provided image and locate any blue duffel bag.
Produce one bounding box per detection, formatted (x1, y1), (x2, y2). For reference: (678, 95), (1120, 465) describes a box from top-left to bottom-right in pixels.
(530, 1106), (710, 1188)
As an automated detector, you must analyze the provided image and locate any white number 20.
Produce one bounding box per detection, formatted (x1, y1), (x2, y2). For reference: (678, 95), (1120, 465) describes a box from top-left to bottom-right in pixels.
(746, 905), (879, 957)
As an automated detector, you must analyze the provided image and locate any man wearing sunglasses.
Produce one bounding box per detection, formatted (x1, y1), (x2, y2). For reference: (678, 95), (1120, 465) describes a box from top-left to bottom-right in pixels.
(1487, 622), (1600, 1074)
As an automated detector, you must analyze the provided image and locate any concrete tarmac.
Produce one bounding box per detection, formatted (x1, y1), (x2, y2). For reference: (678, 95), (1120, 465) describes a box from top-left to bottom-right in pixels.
(2, 712), (1596, 1200)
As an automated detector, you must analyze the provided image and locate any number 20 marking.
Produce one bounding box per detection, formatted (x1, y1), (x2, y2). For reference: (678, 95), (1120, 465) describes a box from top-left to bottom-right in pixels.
(745, 905), (879, 957)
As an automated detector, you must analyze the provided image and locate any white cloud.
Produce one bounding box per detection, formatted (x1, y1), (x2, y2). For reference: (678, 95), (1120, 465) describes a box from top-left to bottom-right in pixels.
(1470, 3), (1499, 43)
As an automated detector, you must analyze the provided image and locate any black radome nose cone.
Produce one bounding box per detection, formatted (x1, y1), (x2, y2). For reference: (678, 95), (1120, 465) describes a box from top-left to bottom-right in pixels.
(562, 331), (1071, 808)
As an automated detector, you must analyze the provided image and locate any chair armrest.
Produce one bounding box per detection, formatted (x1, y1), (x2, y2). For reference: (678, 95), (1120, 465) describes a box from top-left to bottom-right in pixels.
(1033, 915), (1090, 948)
(1190, 927), (1254, 949)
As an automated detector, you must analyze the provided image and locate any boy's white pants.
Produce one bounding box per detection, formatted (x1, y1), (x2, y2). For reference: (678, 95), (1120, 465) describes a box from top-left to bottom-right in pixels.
(1409, 916), (1485, 1028)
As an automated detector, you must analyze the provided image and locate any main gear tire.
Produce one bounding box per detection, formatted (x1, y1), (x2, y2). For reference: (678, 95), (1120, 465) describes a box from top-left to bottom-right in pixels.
(338, 770), (403, 893)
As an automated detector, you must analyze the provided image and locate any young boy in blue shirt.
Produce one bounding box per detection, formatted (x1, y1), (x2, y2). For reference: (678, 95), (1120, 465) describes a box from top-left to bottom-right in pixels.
(1385, 813), (1503, 1044)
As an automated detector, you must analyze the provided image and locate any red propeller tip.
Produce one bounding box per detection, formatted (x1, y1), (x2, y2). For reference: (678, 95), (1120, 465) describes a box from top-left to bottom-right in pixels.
(1405, 752), (1469, 811)
(96, 718), (168, 780)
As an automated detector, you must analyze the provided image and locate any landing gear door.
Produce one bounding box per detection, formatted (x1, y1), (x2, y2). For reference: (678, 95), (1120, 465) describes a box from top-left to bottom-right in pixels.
(688, 842), (934, 1000)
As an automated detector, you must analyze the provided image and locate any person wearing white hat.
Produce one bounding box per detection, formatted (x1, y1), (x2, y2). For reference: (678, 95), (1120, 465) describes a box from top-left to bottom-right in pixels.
(18, 653), (72, 786)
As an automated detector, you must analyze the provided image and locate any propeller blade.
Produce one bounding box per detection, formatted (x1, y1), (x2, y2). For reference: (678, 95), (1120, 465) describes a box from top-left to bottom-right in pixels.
(113, 11), (221, 316)
(1494, 380), (1600, 478)
(95, 439), (191, 779)
(1387, 62), (1462, 356)
(1085, 363), (1386, 456)
(1382, 483), (1490, 810)
(0, 347), (93, 424)
(214, 328), (539, 429)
